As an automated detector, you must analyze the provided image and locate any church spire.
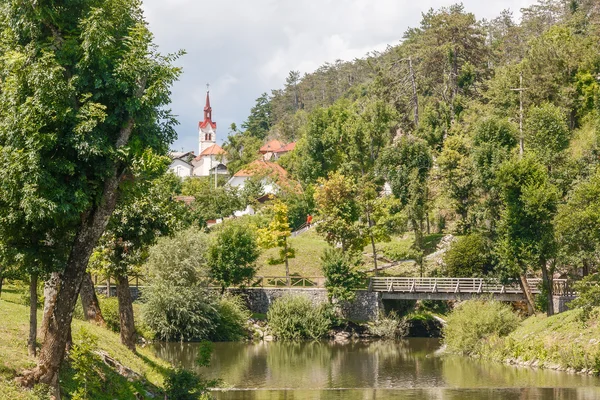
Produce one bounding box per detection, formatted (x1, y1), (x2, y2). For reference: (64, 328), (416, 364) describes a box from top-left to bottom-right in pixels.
(199, 87), (216, 130)
(204, 90), (212, 121)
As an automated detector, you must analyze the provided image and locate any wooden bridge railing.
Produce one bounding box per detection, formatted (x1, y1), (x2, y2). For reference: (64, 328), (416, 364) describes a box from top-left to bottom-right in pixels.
(369, 277), (573, 296)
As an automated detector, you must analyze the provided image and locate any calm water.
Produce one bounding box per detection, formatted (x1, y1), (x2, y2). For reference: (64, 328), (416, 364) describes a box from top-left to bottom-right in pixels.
(152, 339), (600, 400)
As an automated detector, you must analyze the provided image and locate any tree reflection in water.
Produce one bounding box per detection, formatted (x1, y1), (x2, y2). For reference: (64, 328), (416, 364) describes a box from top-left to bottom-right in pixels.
(152, 339), (600, 400)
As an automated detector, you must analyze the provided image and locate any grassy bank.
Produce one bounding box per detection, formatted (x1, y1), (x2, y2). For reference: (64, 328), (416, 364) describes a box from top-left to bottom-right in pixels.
(444, 300), (600, 375)
(0, 287), (171, 399)
(482, 308), (600, 374)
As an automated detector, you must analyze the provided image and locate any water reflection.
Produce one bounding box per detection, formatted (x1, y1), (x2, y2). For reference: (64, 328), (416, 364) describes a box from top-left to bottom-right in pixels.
(152, 339), (600, 400)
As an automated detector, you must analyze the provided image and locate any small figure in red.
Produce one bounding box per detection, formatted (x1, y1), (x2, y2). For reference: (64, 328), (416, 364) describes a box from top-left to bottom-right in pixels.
(306, 214), (313, 228)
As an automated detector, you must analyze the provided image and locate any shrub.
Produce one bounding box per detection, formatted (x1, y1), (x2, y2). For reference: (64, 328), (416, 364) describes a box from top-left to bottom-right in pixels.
(212, 295), (251, 341)
(142, 285), (219, 341)
(321, 248), (366, 302)
(367, 311), (407, 339)
(70, 327), (102, 400)
(142, 229), (219, 341)
(164, 368), (212, 400)
(267, 295), (333, 340)
(443, 233), (494, 277)
(444, 299), (520, 355)
(569, 273), (600, 321)
(99, 296), (120, 333)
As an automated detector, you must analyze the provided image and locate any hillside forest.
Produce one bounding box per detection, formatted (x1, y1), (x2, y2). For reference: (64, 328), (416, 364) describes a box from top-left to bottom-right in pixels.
(220, 0), (600, 314)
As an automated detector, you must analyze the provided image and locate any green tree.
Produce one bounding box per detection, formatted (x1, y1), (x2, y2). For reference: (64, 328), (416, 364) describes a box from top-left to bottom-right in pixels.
(443, 233), (494, 277)
(141, 228), (217, 341)
(257, 201), (295, 285)
(0, 0), (182, 384)
(437, 135), (477, 233)
(359, 181), (405, 274)
(181, 176), (242, 224)
(378, 136), (433, 276)
(242, 93), (273, 139)
(525, 103), (570, 170)
(495, 155), (559, 315)
(222, 129), (262, 175)
(207, 222), (260, 292)
(313, 172), (366, 254)
(321, 248), (366, 302)
(555, 168), (600, 276)
(471, 116), (518, 230)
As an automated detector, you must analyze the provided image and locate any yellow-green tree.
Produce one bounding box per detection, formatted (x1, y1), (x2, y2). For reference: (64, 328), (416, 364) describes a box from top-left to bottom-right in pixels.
(257, 201), (295, 285)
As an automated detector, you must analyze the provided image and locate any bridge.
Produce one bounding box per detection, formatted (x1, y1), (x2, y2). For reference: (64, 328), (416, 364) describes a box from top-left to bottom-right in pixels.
(369, 277), (575, 302)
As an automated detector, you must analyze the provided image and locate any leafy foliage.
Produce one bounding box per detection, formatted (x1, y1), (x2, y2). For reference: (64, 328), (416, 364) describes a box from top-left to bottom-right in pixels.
(257, 201), (295, 278)
(443, 234), (494, 277)
(320, 248), (366, 302)
(207, 222), (260, 291)
(444, 300), (520, 355)
(267, 295), (333, 341)
(569, 273), (600, 321)
(314, 172), (365, 254)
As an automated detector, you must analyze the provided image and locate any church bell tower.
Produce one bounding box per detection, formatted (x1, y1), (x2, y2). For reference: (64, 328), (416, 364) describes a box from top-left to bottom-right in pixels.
(199, 90), (217, 154)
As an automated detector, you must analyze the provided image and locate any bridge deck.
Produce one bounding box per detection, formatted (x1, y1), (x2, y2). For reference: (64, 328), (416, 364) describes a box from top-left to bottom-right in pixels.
(370, 277), (573, 301)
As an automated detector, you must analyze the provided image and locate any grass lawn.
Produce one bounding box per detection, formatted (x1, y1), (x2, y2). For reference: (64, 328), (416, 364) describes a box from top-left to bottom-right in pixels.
(0, 283), (171, 399)
(256, 228), (329, 276)
(256, 230), (447, 278)
(255, 227), (436, 286)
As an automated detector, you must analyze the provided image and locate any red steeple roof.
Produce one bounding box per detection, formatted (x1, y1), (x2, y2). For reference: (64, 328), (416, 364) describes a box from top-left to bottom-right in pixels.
(199, 91), (217, 130)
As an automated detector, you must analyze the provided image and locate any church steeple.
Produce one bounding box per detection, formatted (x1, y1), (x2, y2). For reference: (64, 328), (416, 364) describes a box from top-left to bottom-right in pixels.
(199, 90), (216, 130)
(199, 88), (217, 154)
(203, 91), (212, 122)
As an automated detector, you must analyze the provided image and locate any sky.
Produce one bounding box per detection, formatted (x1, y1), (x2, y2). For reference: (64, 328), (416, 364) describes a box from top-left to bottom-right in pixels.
(141, 0), (535, 154)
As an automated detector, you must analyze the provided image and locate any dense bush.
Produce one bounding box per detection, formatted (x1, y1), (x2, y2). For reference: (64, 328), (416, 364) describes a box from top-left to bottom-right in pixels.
(99, 296), (120, 333)
(267, 295), (333, 340)
(212, 295), (251, 341)
(142, 229), (219, 341)
(444, 300), (520, 355)
(142, 228), (251, 341)
(143, 285), (220, 341)
(569, 273), (600, 321)
(443, 233), (494, 277)
(321, 248), (365, 302)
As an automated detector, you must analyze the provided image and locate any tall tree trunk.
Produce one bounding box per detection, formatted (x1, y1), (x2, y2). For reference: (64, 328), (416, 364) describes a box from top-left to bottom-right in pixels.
(21, 86), (143, 389)
(28, 275), (38, 357)
(116, 275), (136, 352)
(541, 261), (554, 317)
(80, 272), (105, 325)
(41, 273), (60, 342)
(284, 238), (290, 287)
(370, 233), (378, 276)
(518, 273), (535, 315)
(25, 166), (124, 387)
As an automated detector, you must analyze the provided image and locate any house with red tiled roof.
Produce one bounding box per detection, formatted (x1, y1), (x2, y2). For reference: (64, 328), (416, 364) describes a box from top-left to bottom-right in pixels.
(260, 140), (297, 161)
(227, 160), (297, 196)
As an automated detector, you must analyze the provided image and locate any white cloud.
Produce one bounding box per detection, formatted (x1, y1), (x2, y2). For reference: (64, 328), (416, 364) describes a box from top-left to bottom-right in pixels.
(141, 0), (537, 152)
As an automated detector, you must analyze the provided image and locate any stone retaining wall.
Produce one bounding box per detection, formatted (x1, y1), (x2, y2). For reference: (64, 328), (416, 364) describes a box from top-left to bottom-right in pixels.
(553, 295), (576, 314)
(226, 288), (382, 322)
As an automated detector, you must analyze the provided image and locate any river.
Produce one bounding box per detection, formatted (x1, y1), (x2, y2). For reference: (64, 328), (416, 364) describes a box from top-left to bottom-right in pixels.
(152, 339), (600, 400)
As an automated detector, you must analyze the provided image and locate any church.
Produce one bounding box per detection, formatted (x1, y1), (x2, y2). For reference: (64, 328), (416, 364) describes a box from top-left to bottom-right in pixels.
(168, 90), (228, 178)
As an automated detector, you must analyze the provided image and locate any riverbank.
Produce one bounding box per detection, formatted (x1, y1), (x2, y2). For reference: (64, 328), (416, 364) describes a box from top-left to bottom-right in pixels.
(0, 294), (170, 399)
(463, 307), (600, 375)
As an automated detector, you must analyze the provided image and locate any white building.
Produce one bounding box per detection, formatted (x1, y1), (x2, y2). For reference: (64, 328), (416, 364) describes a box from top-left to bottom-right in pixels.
(168, 151), (195, 178)
(168, 91), (228, 178)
